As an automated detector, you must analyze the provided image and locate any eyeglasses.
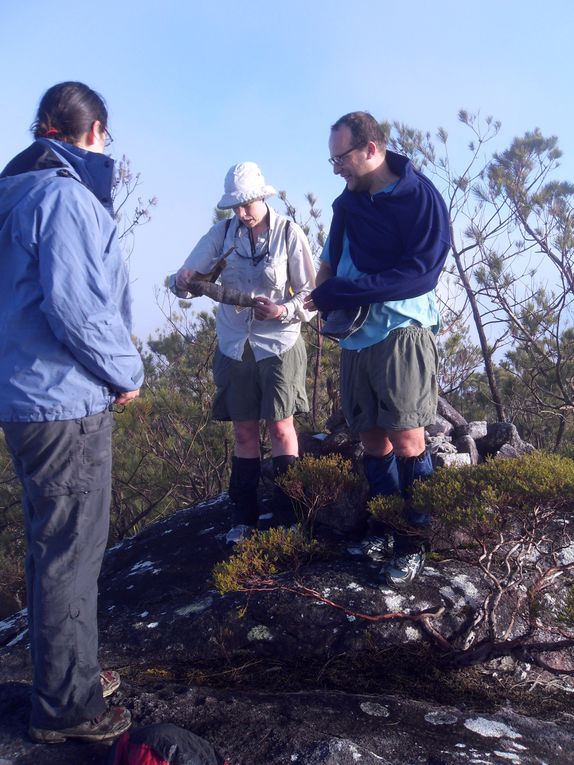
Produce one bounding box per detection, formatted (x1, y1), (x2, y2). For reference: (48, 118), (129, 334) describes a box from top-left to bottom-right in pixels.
(104, 128), (114, 149)
(328, 145), (361, 167)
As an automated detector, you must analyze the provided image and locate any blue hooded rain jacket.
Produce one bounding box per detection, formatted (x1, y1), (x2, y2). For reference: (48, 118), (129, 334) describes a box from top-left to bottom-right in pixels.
(0, 139), (144, 422)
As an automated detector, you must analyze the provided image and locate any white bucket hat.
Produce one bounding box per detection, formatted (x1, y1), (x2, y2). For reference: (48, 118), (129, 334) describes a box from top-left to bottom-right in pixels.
(217, 162), (277, 209)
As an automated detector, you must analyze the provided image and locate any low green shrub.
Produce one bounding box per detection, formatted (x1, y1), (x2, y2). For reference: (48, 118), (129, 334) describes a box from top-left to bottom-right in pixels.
(213, 526), (323, 595)
(559, 586), (574, 628)
(276, 454), (362, 536)
(369, 451), (574, 541)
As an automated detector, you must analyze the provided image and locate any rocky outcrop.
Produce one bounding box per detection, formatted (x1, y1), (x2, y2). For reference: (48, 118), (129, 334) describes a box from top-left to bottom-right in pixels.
(302, 397), (536, 469)
(1, 488), (572, 765)
(0, 398), (565, 765)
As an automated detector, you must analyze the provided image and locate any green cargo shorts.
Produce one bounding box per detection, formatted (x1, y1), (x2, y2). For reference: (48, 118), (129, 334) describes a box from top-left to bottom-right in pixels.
(340, 325), (438, 433)
(212, 335), (309, 422)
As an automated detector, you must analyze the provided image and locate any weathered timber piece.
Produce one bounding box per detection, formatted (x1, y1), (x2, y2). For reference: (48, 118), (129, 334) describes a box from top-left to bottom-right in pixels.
(186, 279), (257, 307)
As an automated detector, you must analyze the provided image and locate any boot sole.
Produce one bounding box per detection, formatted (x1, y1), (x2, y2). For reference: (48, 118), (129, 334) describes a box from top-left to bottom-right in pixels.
(29, 711), (131, 744)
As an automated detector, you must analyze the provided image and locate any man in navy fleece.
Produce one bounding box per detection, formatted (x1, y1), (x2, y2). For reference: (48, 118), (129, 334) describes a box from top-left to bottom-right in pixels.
(305, 112), (451, 588)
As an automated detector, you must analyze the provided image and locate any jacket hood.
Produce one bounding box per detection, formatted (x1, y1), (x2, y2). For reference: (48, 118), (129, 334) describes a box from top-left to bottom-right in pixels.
(1, 139), (115, 215)
(1, 142), (66, 177)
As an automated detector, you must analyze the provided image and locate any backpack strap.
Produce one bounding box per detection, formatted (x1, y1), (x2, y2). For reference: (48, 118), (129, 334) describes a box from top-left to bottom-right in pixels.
(283, 219), (296, 298)
(284, 219), (290, 246)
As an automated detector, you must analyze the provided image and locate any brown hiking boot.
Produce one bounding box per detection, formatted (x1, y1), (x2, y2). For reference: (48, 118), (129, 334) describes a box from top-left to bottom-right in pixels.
(29, 705), (131, 744)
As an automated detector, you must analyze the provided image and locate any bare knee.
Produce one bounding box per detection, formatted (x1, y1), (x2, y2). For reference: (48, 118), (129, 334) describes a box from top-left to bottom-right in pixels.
(359, 427), (392, 457)
(233, 420), (261, 456)
(389, 427), (426, 458)
(267, 417), (298, 457)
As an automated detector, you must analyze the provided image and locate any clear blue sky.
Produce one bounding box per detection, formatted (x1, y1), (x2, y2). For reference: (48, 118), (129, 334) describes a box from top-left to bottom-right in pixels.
(2, 0), (573, 342)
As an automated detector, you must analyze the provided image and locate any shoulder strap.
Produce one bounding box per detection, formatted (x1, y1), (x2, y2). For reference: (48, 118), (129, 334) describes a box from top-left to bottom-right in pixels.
(220, 217), (233, 258)
(283, 219), (296, 297)
(204, 217), (234, 284)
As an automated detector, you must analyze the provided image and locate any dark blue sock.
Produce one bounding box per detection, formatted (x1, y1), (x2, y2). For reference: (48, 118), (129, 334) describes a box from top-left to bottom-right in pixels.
(397, 450), (433, 529)
(363, 451), (400, 498)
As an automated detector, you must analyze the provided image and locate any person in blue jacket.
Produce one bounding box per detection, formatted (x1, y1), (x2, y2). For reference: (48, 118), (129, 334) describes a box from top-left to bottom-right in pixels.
(0, 82), (143, 743)
(305, 111), (451, 589)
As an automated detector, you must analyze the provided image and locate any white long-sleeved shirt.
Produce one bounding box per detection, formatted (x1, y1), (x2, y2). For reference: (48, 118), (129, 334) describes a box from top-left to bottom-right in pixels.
(177, 206), (316, 361)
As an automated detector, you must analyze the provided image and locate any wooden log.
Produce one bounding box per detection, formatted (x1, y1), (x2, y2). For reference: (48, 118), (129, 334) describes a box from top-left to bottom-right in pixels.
(186, 280), (257, 308)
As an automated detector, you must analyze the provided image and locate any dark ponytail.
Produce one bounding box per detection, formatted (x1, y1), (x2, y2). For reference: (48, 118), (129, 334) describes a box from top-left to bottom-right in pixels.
(32, 81), (108, 144)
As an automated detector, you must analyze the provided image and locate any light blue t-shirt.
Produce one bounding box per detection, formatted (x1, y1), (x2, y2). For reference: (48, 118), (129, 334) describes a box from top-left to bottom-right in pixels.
(321, 184), (440, 350)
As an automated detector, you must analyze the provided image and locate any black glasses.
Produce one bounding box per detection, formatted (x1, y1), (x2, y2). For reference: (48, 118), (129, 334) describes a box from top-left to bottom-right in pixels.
(328, 145), (361, 167)
(104, 128), (114, 149)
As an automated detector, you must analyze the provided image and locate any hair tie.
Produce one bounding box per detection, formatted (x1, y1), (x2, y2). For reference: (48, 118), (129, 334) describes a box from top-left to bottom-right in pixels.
(45, 128), (59, 136)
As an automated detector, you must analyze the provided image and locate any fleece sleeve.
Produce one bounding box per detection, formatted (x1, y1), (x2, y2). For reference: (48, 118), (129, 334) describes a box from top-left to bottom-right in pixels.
(311, 187), (451, 312)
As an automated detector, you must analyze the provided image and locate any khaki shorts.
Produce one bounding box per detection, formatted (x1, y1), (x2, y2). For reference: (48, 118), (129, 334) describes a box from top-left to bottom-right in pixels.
(212, 335), (309, 422)
(340, 325), (438, 433)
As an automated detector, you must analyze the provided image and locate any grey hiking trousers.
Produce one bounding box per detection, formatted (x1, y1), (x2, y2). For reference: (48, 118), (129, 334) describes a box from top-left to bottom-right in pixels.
(1, 410), (112, 729)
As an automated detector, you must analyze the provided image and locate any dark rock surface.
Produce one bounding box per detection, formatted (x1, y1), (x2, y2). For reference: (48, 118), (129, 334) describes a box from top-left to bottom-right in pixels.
(1, 492), (573, 765)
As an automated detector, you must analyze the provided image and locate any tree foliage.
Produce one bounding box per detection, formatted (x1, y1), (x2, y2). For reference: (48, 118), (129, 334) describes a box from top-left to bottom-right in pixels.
(111, 310), (232, 539)
(389, 113), (574, 449)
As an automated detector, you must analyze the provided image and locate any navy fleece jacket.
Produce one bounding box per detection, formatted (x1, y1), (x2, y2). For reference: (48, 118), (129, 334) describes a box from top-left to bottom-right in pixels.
(311, 150), (451, 312)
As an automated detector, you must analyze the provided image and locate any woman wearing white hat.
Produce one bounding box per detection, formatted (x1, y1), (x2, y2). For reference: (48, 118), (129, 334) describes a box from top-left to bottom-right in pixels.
(173, 162), (316, 544)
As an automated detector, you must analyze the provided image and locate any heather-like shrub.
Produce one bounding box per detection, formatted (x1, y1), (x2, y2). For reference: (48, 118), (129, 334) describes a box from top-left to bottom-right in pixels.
(276, 454), (362, 536)
(368, 451), (574, 546)
(559, 586), (574, 628)
(213, 526), (322, 594)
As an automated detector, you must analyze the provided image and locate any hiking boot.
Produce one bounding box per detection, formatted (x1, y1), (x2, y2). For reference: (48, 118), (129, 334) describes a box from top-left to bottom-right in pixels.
(101, 669), (121, 698)
(29, 706), (131, 744)
(361, 534), (392, 562)
(225, 523), (254, 545)
(379, 549), (425, 590)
